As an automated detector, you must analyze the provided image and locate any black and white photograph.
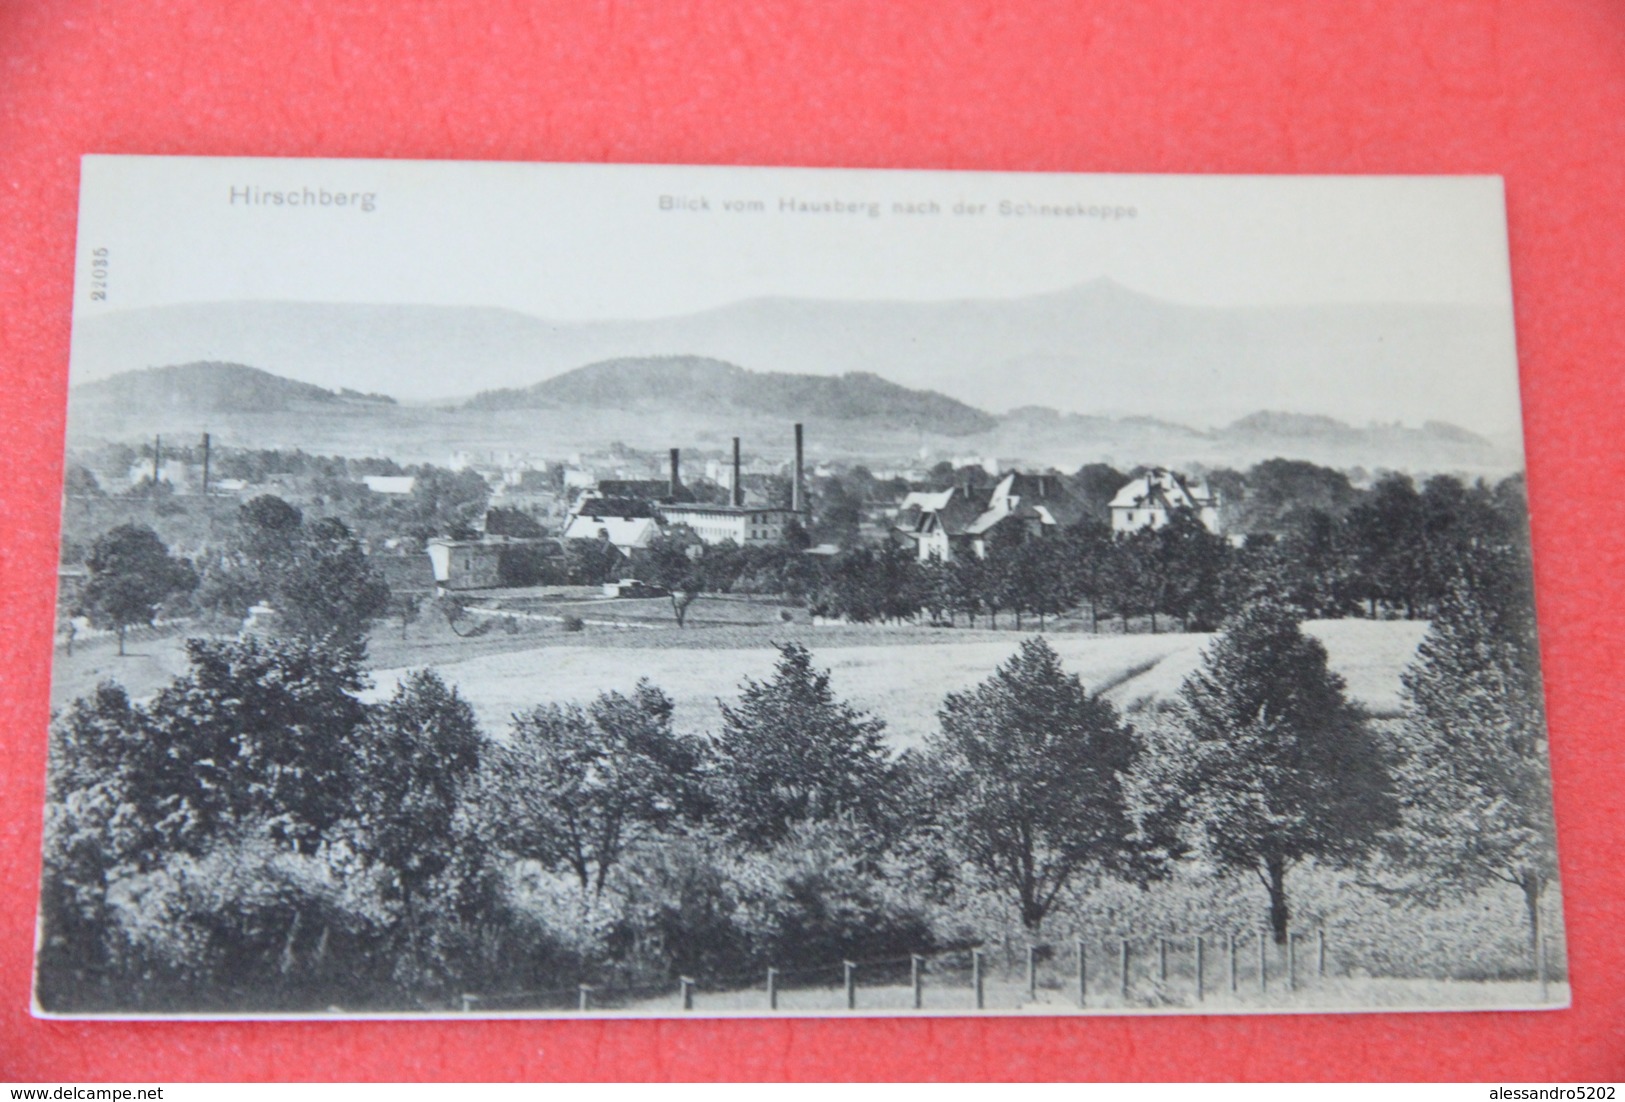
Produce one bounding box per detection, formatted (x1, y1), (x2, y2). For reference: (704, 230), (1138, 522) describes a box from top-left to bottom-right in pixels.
(38, 157), (1563, 1017)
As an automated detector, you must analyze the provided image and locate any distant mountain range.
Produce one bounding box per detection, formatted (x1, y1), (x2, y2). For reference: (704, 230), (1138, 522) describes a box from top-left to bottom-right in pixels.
(463, 355), (997, 435)
(71, 361), (397, 415)
(68, 280), (1524, 439)
(67, 359), (1517, 476)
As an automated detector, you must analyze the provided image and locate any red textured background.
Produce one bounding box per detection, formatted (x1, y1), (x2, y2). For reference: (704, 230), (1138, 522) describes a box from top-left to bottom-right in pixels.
(2, 0), (1622, 1082)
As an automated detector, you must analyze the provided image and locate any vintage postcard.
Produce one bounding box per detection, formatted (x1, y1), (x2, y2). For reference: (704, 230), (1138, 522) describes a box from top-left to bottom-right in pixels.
(39, 157), (1563, 1017)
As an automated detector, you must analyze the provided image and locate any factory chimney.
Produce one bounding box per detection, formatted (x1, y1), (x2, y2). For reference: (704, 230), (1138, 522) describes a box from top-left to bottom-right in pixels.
(732, 437), (743, 507)
(200, 432), (211, 497)
(792, 422), (804, 513)
(668, 447), (681, 500)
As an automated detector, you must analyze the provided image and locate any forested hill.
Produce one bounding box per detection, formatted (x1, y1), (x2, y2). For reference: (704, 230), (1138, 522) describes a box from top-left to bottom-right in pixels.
(463, 355), (999, 436)
(71, 362), (396, 415)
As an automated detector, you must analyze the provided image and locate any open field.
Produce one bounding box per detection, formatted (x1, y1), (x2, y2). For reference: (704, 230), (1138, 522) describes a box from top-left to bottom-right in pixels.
(368, 618), (1430, 746)
(49, 602), (1429, 742)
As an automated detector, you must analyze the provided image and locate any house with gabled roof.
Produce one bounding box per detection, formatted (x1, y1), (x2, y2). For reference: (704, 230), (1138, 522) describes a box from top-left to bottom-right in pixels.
(1109, 468), (1221, 534)
(901, 471), (1084, 562)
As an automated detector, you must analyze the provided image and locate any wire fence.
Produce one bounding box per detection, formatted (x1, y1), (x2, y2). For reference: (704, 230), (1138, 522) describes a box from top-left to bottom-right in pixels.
(457, 926), (1388, 1014)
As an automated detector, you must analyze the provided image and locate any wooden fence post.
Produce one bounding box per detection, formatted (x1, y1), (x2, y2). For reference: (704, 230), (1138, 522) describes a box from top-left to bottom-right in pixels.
(680, 976), (694, 1011)
(1317, 928), (1326, 978)
(767, 967), (778, 1011)
(1026, 945), (1038, 1002)
(972, 949), (985, 1010)
(911, 955), (924, 1010)
(1195, 936), (1205, 1003)
(844, 961), (856, 1010)
(578, 984), (592, 1012)
(1158, 937), (1168, 982)
(1120, 939), (1130, 1001)
(1286, 932), (1296, 993)
(1228, 933), (1238, 994)
(1258, 930), (1268, 994)
(1076, 940), (1087, 1009)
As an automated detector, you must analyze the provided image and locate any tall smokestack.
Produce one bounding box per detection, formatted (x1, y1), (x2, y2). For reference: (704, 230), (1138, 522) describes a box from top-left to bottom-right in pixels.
(200, 432), (211, 497)
(152, 435), (162, 488)
(668, 447), (681, 500)
(792, 423), (804, 513)
(732, 437), (743, 507)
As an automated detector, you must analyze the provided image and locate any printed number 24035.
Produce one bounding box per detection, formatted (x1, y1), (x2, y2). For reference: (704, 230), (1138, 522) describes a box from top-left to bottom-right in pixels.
(88, 247), (109, 301)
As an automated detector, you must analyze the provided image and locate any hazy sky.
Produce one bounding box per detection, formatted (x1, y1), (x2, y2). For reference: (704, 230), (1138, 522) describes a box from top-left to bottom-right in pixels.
(75, 157), (1515, 320)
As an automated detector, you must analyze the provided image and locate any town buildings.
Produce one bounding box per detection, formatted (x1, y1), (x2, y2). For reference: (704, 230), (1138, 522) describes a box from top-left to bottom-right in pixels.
(1108, 468), (1221, 534)
(901, 471), (1084, 562)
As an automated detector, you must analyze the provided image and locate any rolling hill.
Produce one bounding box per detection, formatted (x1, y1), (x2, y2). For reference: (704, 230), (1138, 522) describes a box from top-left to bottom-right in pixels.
(64, 359), (1518, 474)
(68, 281), (1523, 440)
(463, 355), (998, 435)
(70, 361), (394, 416)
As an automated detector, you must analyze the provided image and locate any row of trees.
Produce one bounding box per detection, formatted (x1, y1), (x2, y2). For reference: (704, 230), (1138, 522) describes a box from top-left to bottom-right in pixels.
(69, 497), (396, 655)
(625, 471), (1530, 635)
(40, 563), (1555, 1009)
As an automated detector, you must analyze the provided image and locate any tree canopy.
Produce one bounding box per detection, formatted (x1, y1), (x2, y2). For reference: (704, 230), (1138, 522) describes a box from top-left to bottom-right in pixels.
(1177, 601), (1398, 941)
(931, 636), (1144, 931)
(1384, 578), (1556, 971)
(485, 681), (705, 896)
(710, 643), (896, 845)
(77, 524), (198, 654)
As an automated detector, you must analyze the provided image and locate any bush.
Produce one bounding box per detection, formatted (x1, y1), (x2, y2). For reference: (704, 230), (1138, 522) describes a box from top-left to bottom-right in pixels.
(725, 821), (936, 972)
(779, 608), (795, 623)
(560, 615), (585, 633)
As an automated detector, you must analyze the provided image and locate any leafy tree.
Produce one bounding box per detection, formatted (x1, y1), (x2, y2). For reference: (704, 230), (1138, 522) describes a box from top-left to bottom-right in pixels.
(352, 671), (484, 982)
(1177, 601), (1398, 942)
(698, 539), (748, 595)
(1062, 519), (1113, 632)
(38, 683), (149, 1003)
(405, 466), (492, 540)
(1067, 463), (1129, 523)
(1273, 508), (1358, 618)
(1150, 507), (1232, 631)
(809, 545), (921, 624)
(710, 643), (896, 845)
(874, 540), (927, 623)
(639, 533), (705, 627)
(194, 497), (389, 645)
(1237, 458), (1357, 534)
(946, 554), (985, 627)
(566, 535), (622, 586)
(918, 554), (952, 624)
(931, 637), (1145, 931)
(77, 524), (198, 654)
(37, 637), (373, 1007)
(1383, 577), (1557, 975)
(275, 517), (392, 646)
(1346, 473), (1427, 617)
(483, 506), (545, 539)
(1104, 528), (1156, 632)
(141, 636), (370, 858)
(485, 682), (705, 896)
(809, 475), (862, 546)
